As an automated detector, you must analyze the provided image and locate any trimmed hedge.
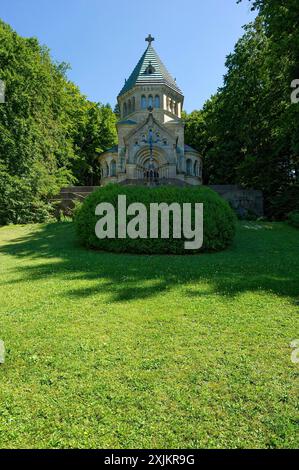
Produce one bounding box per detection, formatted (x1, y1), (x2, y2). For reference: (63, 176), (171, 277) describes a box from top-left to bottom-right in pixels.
(74, 184), (237, 254)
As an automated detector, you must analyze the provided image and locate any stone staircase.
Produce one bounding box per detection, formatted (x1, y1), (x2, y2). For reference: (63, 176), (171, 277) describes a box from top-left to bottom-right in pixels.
(54, 186), (100, 215)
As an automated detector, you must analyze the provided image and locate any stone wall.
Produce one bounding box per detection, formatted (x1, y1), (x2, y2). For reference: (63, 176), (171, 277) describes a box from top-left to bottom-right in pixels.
(53, 187), (99, 216)
(55, 184), (264, 218)
(208, 185), (264, 217)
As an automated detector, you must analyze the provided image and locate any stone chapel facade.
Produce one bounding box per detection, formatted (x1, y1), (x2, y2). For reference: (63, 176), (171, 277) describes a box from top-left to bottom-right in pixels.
(99, 35), (202, 186)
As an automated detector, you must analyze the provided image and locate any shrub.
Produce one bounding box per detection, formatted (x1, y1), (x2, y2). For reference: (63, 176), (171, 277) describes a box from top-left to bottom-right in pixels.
(0, 164), (56, 225)
(268, 185), (299, 220)
(287, 211), (299, 229)
(75, 184), (236, 255)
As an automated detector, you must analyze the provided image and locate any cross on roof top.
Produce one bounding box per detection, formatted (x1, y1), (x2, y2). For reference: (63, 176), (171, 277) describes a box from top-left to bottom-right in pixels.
(145, 34), (155, 46)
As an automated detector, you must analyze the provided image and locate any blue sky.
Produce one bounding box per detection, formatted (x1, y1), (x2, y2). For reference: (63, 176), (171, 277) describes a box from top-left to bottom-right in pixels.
(1, 0), (255, 112)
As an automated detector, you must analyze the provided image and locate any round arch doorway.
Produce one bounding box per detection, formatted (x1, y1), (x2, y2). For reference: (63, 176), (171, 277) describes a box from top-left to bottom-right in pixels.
(134, 146), (169, 182)
(143, 158), (159, 182)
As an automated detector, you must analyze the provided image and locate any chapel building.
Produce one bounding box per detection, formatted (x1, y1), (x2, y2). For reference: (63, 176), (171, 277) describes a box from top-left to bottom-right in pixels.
(99, 35), (202, 186)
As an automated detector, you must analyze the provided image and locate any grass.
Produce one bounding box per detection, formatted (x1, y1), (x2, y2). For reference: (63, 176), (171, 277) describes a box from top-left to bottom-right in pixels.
(0, 221), (298, 449)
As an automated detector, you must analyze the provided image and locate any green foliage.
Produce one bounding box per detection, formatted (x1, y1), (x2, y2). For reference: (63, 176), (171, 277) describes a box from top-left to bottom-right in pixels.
(184, 4), (299, 218)
(288, 211), (299, 229)
(74, 184), (236, 254)
(268, 184), (299, 220)
(72, 102), (117, 186)
(0, 162), (56, 224)
(0, 21), (77, 223)
(182, 110), (206, 154)
(0, 20), (117, 224)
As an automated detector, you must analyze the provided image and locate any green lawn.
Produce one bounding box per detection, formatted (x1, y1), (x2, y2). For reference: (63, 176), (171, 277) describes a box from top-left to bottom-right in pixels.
(0, 221), (298, 449)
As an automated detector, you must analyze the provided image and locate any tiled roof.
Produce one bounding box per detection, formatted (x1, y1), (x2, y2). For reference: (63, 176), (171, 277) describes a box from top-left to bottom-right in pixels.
(101, 145), (118, 154)
(117, 119), (137, 125)
(118, 44), (182, 97)
(184, 144), (199, 153)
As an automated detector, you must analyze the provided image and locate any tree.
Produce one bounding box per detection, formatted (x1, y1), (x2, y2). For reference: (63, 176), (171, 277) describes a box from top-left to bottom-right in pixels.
(185, 4), (299, 217)
(72, 102), (117, 186)
(0, 20), (118, 223)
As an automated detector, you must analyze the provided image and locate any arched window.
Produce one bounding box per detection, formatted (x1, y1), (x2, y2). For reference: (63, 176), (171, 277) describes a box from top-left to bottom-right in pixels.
(186, 159), (193, 176)
(141, 95), (147, 109)
(105, 162), (109, 177)
(123, 103), (127, 117)
(171, 99), (175, 113)
(154, 95), (160, 108)
(128, 100), (132, 115)
(148, 95), (153, 108)
(132, 96), (135, 112)
(110, 160), (116, 177)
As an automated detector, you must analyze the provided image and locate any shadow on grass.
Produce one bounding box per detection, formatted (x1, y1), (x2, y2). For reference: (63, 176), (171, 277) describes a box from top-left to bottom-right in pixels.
(1, 221), (299, 303)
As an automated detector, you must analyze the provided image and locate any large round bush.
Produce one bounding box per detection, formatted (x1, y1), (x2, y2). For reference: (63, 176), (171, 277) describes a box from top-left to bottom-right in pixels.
(74, 184), (236, 254)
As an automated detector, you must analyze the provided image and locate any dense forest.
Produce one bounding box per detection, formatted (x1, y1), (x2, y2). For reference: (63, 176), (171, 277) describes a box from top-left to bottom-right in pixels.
(0, 20), (117, 224)
(184, 0), (299, 218)
(0, 0), (298, 224)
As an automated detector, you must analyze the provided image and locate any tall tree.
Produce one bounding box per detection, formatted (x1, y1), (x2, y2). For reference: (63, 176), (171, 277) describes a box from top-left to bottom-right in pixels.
(0, 20), (117, 224)
(184, 3), (299, 217)
(72, 102), (117, 186)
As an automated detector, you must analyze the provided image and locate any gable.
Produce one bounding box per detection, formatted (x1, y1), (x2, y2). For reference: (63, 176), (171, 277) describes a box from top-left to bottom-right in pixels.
(124, 113), (176, 146)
